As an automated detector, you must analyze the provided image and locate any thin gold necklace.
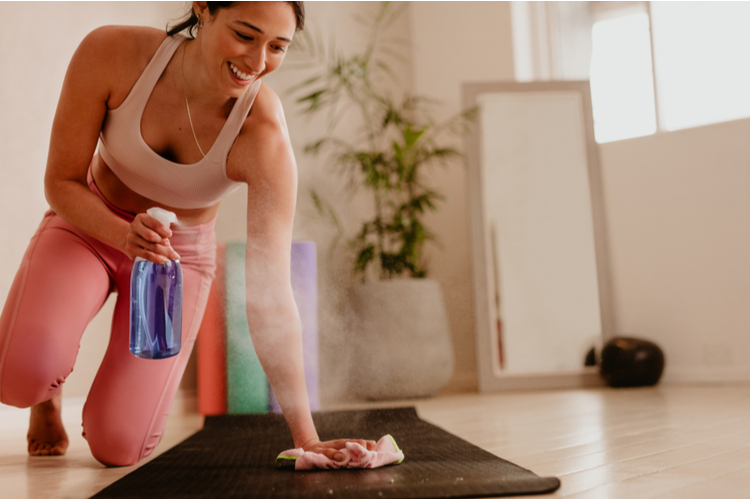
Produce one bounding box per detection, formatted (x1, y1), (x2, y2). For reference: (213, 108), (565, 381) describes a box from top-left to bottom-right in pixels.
(180, 42), (207, 159)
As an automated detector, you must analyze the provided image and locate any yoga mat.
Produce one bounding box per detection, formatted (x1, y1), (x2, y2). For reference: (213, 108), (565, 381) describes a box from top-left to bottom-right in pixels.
(197, 244), (227, 416)
(224, 242), (268, 414)
(91, 407), (560, 499)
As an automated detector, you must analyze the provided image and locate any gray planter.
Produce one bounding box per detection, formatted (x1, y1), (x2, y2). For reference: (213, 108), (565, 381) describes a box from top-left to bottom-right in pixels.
(348, 278), (454, 400)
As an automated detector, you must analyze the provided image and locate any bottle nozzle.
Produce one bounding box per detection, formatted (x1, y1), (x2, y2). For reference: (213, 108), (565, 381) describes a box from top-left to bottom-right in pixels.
(147, 207), (177, 228)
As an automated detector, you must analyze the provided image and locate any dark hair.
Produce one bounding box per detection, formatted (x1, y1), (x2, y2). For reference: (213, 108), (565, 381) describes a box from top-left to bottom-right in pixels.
(167, 1), (305, 38)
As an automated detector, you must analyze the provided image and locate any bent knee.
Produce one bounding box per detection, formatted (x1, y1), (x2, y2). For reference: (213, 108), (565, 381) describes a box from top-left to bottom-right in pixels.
(83, 423), (162, 467)
(85, 431), (145, 467)
(0, 363), (65, 408)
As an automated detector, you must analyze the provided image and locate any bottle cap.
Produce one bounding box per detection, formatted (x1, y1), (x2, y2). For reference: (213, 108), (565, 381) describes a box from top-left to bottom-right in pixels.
(147, 207), (177, 228)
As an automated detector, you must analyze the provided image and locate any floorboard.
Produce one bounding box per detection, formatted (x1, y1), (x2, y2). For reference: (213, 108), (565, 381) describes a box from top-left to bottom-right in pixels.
(2, 385), (750, 498)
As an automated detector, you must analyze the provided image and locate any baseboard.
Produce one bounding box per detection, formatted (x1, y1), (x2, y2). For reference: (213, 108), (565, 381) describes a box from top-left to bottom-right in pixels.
(171, 389), (198, 414)
(0, 390), (198, 421)
(439, 371), (479, 394)
(663, 366), (750, 384)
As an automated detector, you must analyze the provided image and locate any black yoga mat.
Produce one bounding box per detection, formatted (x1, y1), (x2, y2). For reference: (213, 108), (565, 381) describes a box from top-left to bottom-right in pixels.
(92, 407), (560, 498)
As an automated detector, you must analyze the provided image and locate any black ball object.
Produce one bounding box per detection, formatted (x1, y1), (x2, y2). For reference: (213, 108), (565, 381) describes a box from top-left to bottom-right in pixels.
(599, 337), (665, 388)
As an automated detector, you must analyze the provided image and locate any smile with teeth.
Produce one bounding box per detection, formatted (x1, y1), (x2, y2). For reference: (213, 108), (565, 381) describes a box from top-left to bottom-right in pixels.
(229, 62), (253, 81)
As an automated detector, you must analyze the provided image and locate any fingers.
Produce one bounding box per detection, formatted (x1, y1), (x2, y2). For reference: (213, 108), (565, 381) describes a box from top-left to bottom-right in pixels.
(317, 448), (344, 461)
(302, 438), (379, 463)
(126, 237), (172, 264)
(344, 439), (376, 449)
(126, 213), (180, 263)
(135, 213), (172, 242)
(319, 439), (378, 451)
(141, 213), (172, 239)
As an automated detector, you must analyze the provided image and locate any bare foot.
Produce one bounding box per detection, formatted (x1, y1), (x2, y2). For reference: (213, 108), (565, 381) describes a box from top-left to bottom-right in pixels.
(27, 391), (69, 456)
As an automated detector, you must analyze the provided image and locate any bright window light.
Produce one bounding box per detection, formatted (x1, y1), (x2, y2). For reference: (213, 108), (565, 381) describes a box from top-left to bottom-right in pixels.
(650, 2), (750, 131)
(589, 12), (657, 143)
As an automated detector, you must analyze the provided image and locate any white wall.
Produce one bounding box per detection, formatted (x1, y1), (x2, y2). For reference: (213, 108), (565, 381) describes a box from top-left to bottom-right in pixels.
(600, 117), (750, 382)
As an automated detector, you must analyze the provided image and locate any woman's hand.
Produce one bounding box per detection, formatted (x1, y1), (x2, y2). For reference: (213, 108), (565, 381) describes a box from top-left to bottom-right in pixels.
(300, 438), (378, 461)
(124, 213), (180, 263)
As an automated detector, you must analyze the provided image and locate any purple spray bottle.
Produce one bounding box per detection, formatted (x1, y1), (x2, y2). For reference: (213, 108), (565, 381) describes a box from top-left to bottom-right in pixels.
(129, 207), (183, 359)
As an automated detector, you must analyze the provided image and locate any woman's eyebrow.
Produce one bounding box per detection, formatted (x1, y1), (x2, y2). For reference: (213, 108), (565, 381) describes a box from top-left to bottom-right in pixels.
(234, 20), (291, 42)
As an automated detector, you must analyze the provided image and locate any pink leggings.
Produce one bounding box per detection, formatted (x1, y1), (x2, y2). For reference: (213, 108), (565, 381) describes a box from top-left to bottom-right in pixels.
(0, 170), (217, 466)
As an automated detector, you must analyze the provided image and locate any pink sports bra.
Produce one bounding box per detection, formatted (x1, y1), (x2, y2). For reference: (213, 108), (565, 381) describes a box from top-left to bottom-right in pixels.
(98, 34), (261, 209)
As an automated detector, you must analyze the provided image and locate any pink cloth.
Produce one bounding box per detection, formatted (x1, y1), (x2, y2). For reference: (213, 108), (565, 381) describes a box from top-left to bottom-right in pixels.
(0, 168), (217, 467)
(277, 435), (404, 470)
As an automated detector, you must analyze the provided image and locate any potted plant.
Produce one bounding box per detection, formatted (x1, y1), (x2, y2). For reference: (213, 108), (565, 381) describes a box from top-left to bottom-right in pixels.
(287, 4), (474, 399)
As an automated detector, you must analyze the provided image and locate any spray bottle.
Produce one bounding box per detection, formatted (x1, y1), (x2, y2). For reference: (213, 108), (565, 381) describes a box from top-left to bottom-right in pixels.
(129, 207), (183, 359)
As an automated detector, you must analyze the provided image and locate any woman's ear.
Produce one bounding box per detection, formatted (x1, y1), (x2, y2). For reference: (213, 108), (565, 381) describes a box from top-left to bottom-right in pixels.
(193, 2), (208, 19)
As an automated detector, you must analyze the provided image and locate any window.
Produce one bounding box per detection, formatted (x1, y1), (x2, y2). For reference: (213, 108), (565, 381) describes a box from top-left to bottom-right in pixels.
(650, 1), (750, 131)
(589, 11), (656, 143)
(511, 1), (750, 143)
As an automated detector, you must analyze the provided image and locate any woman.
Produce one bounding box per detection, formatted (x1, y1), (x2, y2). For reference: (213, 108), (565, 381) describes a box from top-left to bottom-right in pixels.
(0, 1), (372, 467)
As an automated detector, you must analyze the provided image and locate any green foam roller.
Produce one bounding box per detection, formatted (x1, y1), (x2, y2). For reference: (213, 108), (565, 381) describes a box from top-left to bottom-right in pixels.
(225, 242), (269, 414)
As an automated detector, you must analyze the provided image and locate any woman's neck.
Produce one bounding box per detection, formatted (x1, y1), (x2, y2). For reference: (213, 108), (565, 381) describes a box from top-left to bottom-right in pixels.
(181, 37), (236, 116)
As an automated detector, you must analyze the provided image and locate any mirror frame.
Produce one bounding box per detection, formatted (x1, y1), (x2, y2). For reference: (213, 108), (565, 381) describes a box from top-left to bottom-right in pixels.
(463, 81), (615, 392)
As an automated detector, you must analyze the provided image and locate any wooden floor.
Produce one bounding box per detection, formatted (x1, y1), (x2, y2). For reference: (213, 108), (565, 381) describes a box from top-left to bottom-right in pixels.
(2, 385), (750, 498)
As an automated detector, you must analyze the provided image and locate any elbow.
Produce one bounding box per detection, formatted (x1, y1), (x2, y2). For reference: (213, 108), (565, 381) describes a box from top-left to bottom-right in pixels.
(245, 297), (301, 335)
(43, 176), (59, 211)
(43, 172), (87, 213)
(43, 175), (69, 214)
(246, 297), (300, 321)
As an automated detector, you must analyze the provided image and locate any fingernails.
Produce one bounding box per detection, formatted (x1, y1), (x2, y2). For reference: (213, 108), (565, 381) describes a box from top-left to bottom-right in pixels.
(334, 453), (344, 461)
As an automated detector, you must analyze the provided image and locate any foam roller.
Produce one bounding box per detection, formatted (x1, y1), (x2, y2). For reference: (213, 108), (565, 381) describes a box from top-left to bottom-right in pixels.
(196, 244), (227, 415)
(225, 242), (269, 414)
(269, 241), (320, 412)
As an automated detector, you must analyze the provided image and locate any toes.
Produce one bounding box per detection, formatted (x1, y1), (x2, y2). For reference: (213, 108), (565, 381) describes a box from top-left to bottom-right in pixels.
(28, 441), (59, 456)
(29, 447), (47, 456)
(50, 444), (67, 456)
(28, 441), (41, 454)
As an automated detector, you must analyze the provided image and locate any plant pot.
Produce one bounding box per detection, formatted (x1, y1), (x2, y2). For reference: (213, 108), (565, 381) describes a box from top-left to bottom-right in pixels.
(348, 278), (454, 400)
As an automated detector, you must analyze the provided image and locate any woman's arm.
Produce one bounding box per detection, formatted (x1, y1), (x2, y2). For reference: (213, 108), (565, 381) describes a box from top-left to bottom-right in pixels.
(44, 26), (176, 263)
(230, 86), (373, 459)
(232, 85), (318, 447)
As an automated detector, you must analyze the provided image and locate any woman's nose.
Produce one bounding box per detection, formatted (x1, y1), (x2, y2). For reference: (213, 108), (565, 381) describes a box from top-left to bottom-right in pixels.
(244, 47), (266, 75)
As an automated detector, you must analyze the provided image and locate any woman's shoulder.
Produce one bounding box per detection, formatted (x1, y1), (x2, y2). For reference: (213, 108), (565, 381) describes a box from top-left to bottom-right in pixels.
(236, 83), (290, 150)
(228, 82), (296, 183)
(77, 25), (166, 65)
(72, 26), (167, 107)
(248, 83), (287, 132)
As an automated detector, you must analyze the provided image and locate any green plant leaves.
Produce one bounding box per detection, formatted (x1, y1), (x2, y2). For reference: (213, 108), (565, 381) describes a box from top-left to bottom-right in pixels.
(285, 2), (474, 280)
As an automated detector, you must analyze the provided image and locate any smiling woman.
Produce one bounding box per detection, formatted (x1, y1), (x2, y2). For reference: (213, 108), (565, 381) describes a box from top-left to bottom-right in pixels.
(0, 1), (373, 469)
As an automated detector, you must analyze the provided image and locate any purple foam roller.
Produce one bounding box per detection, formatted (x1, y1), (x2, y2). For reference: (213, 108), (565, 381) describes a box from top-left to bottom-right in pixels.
(269, 241), (319, 412)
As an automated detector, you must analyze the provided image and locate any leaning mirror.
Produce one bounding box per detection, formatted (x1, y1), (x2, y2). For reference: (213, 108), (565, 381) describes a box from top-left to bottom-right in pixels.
(464, 81), (615, 391)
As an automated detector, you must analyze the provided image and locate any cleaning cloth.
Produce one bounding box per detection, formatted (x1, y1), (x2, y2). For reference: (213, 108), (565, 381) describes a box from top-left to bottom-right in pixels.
(277, 435), (404, 470)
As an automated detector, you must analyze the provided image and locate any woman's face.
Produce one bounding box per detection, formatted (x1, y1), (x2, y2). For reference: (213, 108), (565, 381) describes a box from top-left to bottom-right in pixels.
(195, 1), (296, 98)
